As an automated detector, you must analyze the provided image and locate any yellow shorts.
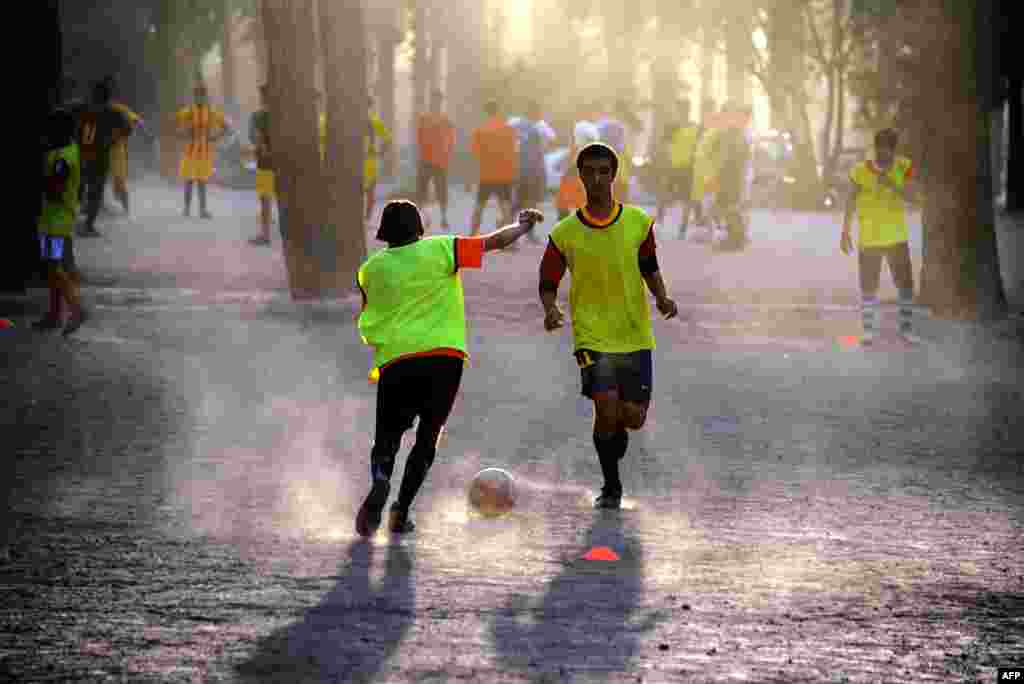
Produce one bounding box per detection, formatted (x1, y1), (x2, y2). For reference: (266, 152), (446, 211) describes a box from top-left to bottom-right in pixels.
(110, 142), (129, 181)
(256, 169), (276, 198)
(179, 156), (214, 181)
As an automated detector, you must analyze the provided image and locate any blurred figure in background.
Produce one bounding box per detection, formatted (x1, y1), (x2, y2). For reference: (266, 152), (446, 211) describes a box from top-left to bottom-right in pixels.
(416, 89), (456, 230)
(176, 84), (230, 219)
(665, 98), (700, 238)
(513, 100), (555, 245)
(469, 99), (518, 235)
(77, 79), (133, 237)
(364, 96), (393, 229)
(104, 75), (146, 218)
(248, 84), (275, 246)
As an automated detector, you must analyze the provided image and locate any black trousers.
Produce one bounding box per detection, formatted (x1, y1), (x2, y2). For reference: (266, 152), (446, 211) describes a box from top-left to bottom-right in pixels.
(370, 355), (464, 512)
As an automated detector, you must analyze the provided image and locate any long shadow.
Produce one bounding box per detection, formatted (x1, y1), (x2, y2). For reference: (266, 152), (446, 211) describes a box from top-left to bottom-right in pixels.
(490, 510), (659, 681)
(235, 539), (415, 683)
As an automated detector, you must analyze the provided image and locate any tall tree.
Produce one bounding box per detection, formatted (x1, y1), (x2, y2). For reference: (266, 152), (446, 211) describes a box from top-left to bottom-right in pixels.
(915, 0), (1007, 319)
(260, 0), (323, 299)
(318, 0), (369, 288)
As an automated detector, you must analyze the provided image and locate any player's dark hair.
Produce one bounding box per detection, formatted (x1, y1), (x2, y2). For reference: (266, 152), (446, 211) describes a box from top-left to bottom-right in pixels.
(47, 109), (76, 149)
(576, 142), (619, 176)
(377, 200), (424, 245)
(875, 128), (899, 150)
(484, 100), (499, 116)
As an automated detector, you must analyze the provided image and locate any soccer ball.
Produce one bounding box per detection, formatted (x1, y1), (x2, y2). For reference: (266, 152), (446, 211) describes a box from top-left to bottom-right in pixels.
(467, 467), (516, 518)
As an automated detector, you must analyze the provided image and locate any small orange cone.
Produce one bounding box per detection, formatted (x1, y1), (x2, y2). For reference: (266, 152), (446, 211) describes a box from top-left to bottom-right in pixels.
(0, 318), (13, 329)
(838, 335), (859, 348)
(583, 546), (620, 561)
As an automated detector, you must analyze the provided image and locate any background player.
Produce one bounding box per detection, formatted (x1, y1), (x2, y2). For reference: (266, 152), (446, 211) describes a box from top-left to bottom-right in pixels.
(37, 109), (86, 335)
(415, 89), (456, 230)
(841, 128), (920, 345)
(539, 142), (678, 509)
(469, 99), (518, 236)
(248, 84), (275, 246)
(76, 80), (132, 238)
(355, 202), (544, 537)
(176, 84), (230, 219)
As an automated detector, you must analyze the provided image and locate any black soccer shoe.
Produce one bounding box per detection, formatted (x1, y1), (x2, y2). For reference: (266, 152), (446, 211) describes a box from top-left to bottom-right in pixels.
(32, 316), (62, 331)
(594, 488), (623, 510)
(355, 480), (391, 537)
(388, 506), (416, 534)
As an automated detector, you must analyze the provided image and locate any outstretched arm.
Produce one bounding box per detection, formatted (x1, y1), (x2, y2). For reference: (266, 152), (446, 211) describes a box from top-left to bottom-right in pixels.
(481, 209), (543, 252)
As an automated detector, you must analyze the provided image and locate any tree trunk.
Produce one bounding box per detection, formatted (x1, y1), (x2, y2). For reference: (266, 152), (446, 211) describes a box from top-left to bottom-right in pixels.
(413, 0), (428, 133)
(921, 0), (1007, 320)
(444, 0), (483, 187)
(1006, 74), (1024, 210)
(261, 0), (324, 300)
(221, 0), (238, 121)
(319, 0), (368, 291)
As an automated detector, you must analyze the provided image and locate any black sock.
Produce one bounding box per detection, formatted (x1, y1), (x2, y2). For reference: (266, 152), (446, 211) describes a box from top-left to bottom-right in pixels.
(184, 182), (193, 211)
(198, 183), (208, 212)
(394, 433), (439, 512)
(594, 430), (627, 494)
(369, 433), (402, 484)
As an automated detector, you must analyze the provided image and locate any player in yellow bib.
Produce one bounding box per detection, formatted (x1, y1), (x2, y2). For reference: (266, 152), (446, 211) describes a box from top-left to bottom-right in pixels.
(364, 97), (392, 227)
(354, 201), (544, 536)
(176, 84), (230, 218)
(103, 76), (145, 217)
(841, 128), (919, 345)
(37, 109), (87, 335)
(539, 143), (679, 509)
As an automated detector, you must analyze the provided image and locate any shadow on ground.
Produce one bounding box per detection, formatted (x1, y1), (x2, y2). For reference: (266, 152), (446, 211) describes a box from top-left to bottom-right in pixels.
(235, 539), (414, 683)
(490, 509), (660, 681)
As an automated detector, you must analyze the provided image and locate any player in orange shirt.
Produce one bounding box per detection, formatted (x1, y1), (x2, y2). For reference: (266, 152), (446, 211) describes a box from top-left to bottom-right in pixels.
(416, 89), (456, 230)
(469, 100), (518, 236)
(176, 84), (230, 219)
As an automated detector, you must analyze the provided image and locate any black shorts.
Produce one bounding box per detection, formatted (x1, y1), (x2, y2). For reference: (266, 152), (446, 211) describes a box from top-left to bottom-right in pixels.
(517, 176), (546, 208)
(858, 241), (914, 296)
(38, 234), (76, 273)
(417, 162), (449, 206)
(477, 183), (513, 205)
(575, 349), (653, 404)
(374, 354), (464, 437)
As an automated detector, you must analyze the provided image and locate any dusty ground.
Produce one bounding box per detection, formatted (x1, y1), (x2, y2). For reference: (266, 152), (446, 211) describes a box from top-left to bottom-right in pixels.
(1, 178), (1022, 683)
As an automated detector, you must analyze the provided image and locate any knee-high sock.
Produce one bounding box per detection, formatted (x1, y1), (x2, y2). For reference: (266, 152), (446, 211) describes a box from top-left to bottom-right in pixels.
(594, 430), (628, 493)
(898, 288), (913, 333)
(369, 433), (403, 483)
(198, 182), (208, 212)
(862, 295), (880, 337)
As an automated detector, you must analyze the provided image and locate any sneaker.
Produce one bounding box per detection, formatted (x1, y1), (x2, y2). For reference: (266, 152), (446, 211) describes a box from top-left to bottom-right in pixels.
(31, 316), (62, 331)
(594, 488), (622, 510)
(388, 506), (415, 534)
(62, 307), (89, 336)
(200, 210), (214, 220)
(355, 480), (391, 537)
(248, 236), (271, 246)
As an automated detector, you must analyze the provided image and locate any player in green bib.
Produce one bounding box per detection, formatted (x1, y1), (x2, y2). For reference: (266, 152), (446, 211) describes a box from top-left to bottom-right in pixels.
(36, 109), (86, 335)
(841, 128), (919, 345)
(539, 142), (679, 509)
(355, 200), (544, 537)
